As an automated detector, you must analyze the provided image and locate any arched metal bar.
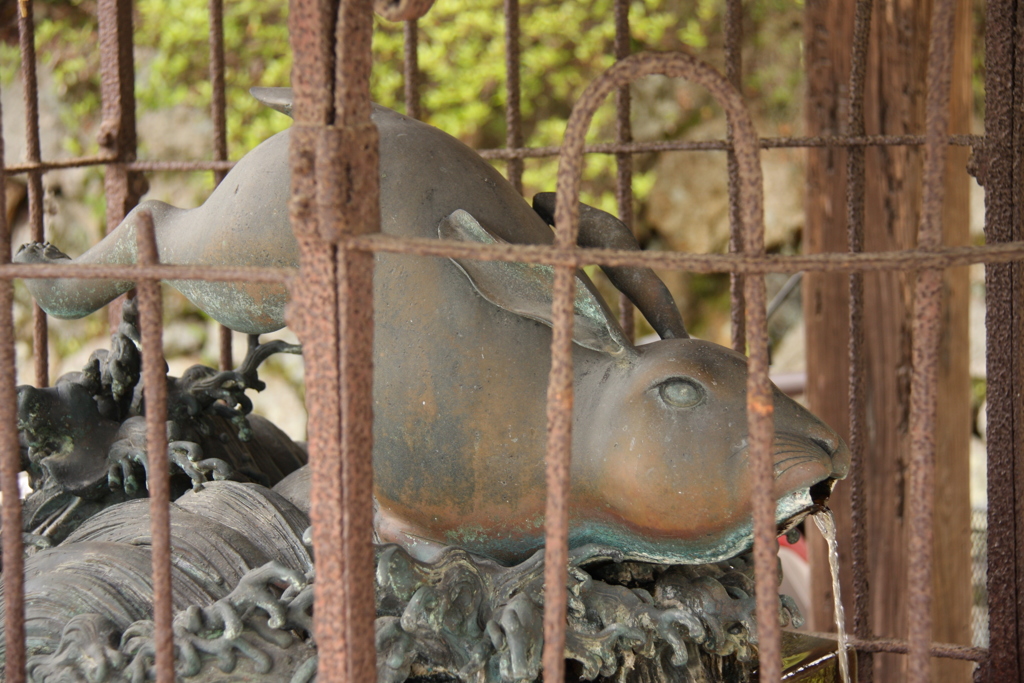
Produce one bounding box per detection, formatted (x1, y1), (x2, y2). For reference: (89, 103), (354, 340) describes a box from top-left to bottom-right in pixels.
(544, 50), (776, 682)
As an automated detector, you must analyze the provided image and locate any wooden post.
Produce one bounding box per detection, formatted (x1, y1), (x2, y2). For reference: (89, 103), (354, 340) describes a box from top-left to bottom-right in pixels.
(803, 0), (973, 681)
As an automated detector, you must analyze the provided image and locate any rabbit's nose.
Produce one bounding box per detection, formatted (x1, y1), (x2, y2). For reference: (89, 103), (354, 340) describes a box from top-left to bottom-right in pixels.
(805, 420), (850, 478)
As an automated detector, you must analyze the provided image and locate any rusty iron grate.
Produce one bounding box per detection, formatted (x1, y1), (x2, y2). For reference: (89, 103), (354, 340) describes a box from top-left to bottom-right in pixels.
(0, 0), (1021, 682)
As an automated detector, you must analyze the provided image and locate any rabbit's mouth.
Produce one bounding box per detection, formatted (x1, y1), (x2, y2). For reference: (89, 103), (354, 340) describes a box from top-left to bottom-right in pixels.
(771, 430), (850, 485)
(774, 478), (838, 539)
(770, 432), (847, 538)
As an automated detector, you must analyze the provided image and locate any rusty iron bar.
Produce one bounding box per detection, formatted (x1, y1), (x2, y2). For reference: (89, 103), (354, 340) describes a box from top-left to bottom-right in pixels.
(134, 211), (174, 683)
(337, 245), (377, 683)
(16, 2), (43, 241)
(289, 0), (380, 679)
(3, 156), (117, 174)
(98, 0), (141, 231)
(98, 0), (141, 338)
(800, 631), (988, 662)
(3, 239), (1023, 282)
(906, 0), (957, 679)
(1, 262), (294, 282)
(294, 0), (339, 258)
(723, 27), (779, 674)
(743, 264), (776, 683)
(0, 82), (26, 683)
(217, 318), (233, 372)
(549, 51), (778, 681)
(125, 160), (235, 172)
(209, 0), (229, 187)
(332, 2), (379, 681)
(208, 0), (234, 371)
(349, 234), (1024, 273)
(403, 19), (420, 119)
(333, 0), (373, 127)
(0, 133), (985, 177)
(289, 0), (346, 680)
(504, 0), (524, 193)
(288, 226), (345, 682)
(844, 0), (874, 681)
(18, 0), (48, 388)
(613, 0), (634, 342)
(982, 0), (1024, 678)
(543, 259), (576, 683)
(3, 159), (236, 174)
(724, 0), (746, 354)
(477, 133), (983, 159)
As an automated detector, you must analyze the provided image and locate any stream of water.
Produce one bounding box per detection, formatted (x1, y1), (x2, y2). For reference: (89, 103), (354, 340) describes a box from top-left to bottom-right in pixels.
(812, 509), (851, 683)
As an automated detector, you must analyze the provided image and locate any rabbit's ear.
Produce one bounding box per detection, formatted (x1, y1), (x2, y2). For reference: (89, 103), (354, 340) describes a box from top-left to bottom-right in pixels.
(250, 87), (293, 118)
(440, 210), (636, 358)
(533, 192), (688, 339)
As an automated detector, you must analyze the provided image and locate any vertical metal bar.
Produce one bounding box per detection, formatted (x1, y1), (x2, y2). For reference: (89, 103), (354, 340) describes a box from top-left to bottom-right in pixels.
(15, 2), (42, 235)
(732, 103), (779, 683)
(291, 227), (344, 679)
(724, 0), (745, 353)
(983, 0), (1024, 677)
(291, 0), (337, 128)
(291, 0), (379, 680)
(613, 0), (634, 343)
(135, 211), (174, 683)
(218, 317), (233, 368)
(744, 257), (778, 683)
(333, 2), (379, 680)
(17, 1), (48, 387)
(0, 82), (26, 683)
(403, 20), (421, 119)
(333, 1), (372, 125)
(504, 0), (523, 194)
(338, 246), (377, 683)
(723, 6), (781, 676)
(98, 0), (141, 336)
(98, 0), (140, 229)
(543, 207), (577, 683)
(208, 0), (229, 186)
(289, 0), (344, 679)
(844, 1), (874, 681)
(333, 0), (373, 127)
(907, 0), (956, 679)
(208, 0), (234, 370)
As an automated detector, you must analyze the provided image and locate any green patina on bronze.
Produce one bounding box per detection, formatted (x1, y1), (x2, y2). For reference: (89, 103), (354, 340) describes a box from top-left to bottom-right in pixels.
(16, 89), (849, 566)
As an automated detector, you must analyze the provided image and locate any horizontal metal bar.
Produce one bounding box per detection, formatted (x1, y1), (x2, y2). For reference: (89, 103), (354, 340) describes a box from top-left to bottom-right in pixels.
(348, 235), (1024, 273)
(4, 240), (1020, 288)
(799, 631), (988, 663)
(127, 160), (235, 172)
(1, 263), (294, 281)
(475, 133), (982, 160)
(3, 158), (236, 175)
(2, 133), (984, 176)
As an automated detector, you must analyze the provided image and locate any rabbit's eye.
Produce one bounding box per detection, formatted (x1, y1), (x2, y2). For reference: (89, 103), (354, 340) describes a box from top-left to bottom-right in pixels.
(658, 378), (704, 408)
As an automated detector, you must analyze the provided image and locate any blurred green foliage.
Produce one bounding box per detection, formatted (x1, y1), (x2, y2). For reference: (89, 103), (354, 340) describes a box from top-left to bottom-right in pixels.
(0, 0), (813, 349)
(3, 0), (808, 214)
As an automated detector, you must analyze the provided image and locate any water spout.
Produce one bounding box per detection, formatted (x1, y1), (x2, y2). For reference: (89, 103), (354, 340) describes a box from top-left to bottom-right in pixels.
(812, 508), (851, 683)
